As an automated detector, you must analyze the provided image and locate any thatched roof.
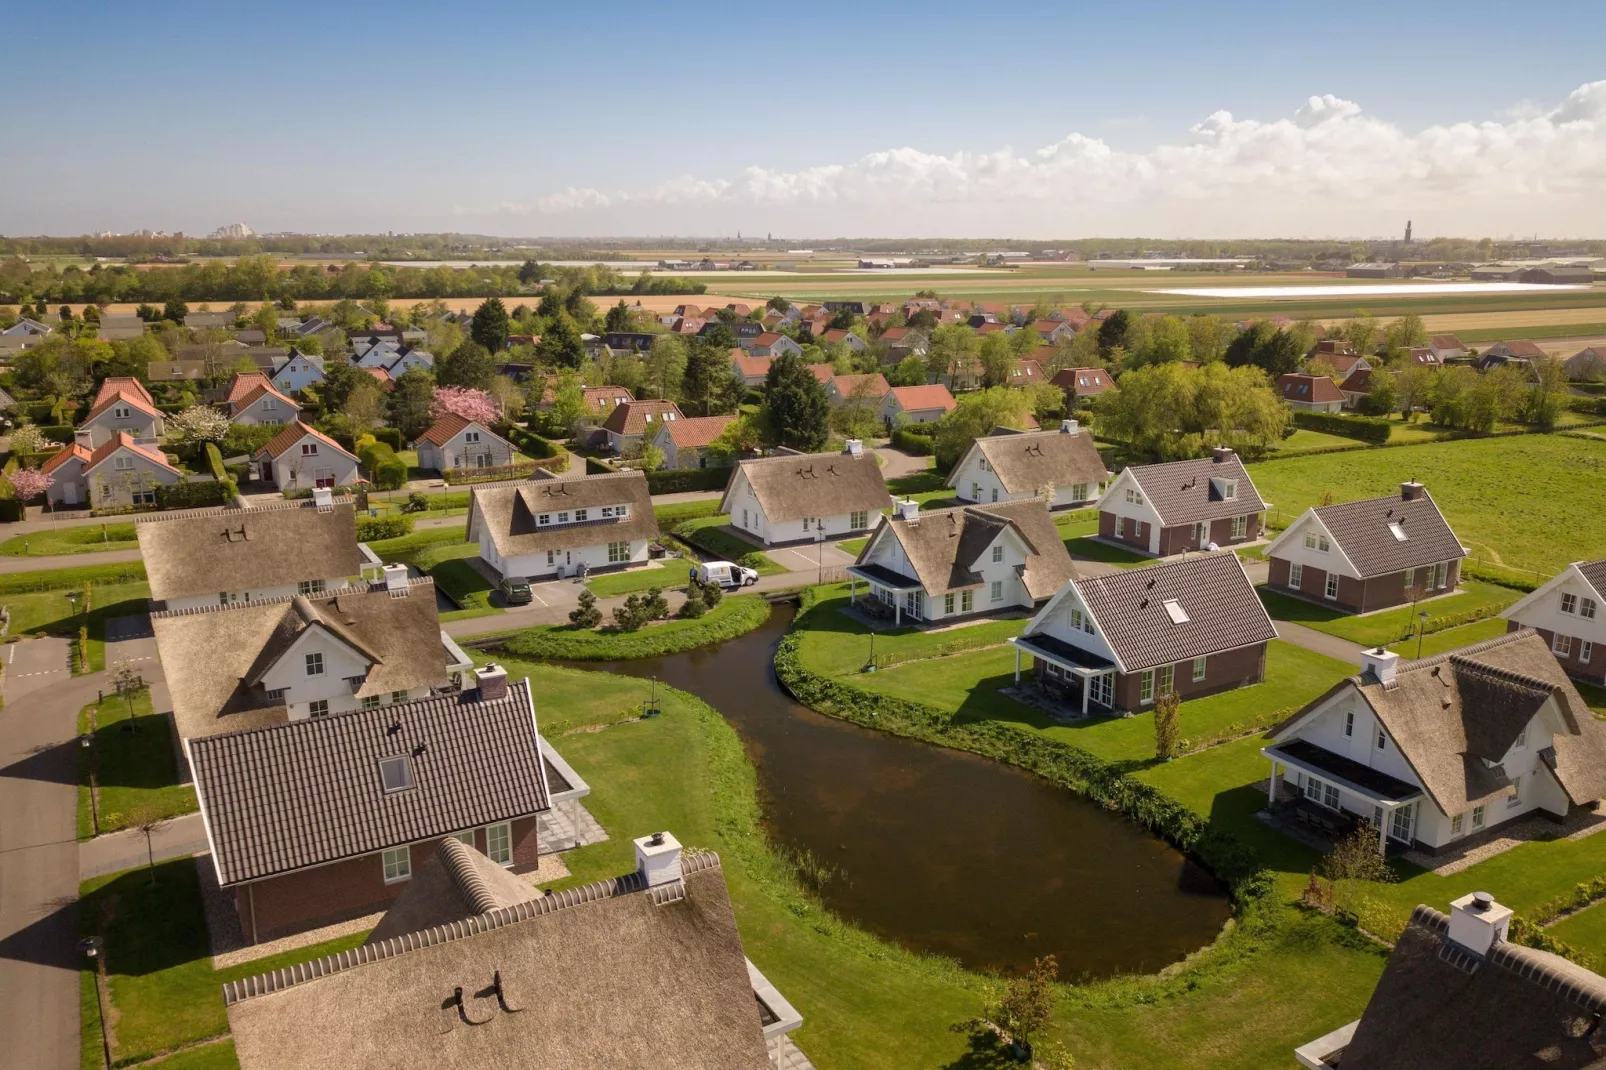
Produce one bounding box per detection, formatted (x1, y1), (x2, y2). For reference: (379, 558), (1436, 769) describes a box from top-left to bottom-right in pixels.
(957, 426), (1109, 495)
(867, 499), (1075, 600)
(364, 837), (542, 946)
(466, 471), (659, 559)
(721, 449), (889, 523)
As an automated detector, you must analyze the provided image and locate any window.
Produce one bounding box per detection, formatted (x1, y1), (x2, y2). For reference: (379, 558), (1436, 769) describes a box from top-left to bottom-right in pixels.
(1561, 592), (1578, 615)
(1583, 597), (1598, 620)
(991, 488), (999, 503)
(850, 511), (868, 529)
(1163, 599), (1189, 624)
(1072, 483), (1089, 501)
(1089, 673), (1112, 707)
(1325, 573), (1340, 600)
(992, 545), (1004, 564)
(454, 831), (476, 846)
(1304, 532), (1316, 549)
(801, 517), (810, 531)
(1157, 664), (1174, 696)
(1304, 775), (1322, 802)
(1231, 515), (1247, 539)
(1070, 608), (1083, 629)
(990, 580), (1003, 602)
(113, 405), (131, 419)
(262, 397), (277, 410)
(297, 579), (326, 596)
(1192, 656), (1207, 682)
(1508, 775), (1523, 808)
(574, 508), (588, 522)
(1140, 670), (1155, 704)
(1192, 521), (1206, 544)
(361, 695), (382, 710)
(1554, 633), (1574, 657)
(546, 550), (557, 566)
(557, 511), (570, 524)
(113, 455), (135, 471)
(391, 690), (408, 703)
(961, 590), (974, 613)
(1324, 782), (1341, 810)
(381, 846), (412, 883)
(608, 541), (629, 563)
(1472, 805), (1486, 829)
(465, 431), (480, 443)
(1390, 804), (1414, 841)
(1451, 813), (1464, 836)
(1403, 567), (1415, 589)
(1583, 640), (1594, 664)
(1387, 520), (1408, 542)
(1222, 479), (1238, 501)
(944, 593), (955, 615)
(972, 482), (981, 500)
(537, 512), (552, 526)
(305, 652), (324, 676)
(1376, 728), (1387, 750)
(1125, 488), (1135, 504)
(1514, 726), (1527, 750)
(486, 822), (513, 866)
(132, 489), (155, 505)
(1289, 562), (1304, 588)
(301, 442), (318, 456)
(1344, 710), (1355, 737)
(379, 756), (415, 792)
(308, 699), (329, 717)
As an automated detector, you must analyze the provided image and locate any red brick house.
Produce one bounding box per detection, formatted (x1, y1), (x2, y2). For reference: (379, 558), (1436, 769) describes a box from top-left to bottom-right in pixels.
(1499, 559), (1606, 686)
(1262, 482), (1467, 614)
(186, 670), (587, 944)
(1277, 372), (1345, 413)
(1096, 448), (1267, 558)
(1009, 552), (1277, 715)
(1050, 366), (1112, 401)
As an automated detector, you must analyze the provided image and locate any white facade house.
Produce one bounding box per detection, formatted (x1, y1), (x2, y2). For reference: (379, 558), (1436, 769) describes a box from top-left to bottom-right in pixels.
(271, 351), (326, 394)
(78, 379), (166, 446)
(1499, 559), (1606, 686)
(414, 415), (516, 474)
(230, 382), (300, 426)
(1263, 631), (1606, 856)
(81, 433), (185, 507)
(947, 422), (1109, 511)
(720, 445), (890, 547)
(252, 422), (361, 490)
(466, 471), (660, 581)
(357, 342), (434, 377)
(879, 385), (956, 426)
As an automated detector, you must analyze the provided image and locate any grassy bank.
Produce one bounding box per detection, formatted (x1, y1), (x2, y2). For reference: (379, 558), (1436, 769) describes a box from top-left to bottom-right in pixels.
(77, 690), (195, 841)
(489, 593), (771, 660)
(0, 522), (138, 556)
(1256, 579), (1521, 649)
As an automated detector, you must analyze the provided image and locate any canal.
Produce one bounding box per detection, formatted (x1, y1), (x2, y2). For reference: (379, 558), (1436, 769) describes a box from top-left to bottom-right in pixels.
(561, 603), (1229, 979)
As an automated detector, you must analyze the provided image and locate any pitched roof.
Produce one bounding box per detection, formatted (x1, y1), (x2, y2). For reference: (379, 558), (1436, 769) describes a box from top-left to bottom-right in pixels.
(731, 354), (773, 378)
(364, 837), (543, 946)
(188, 679), (550, 887)
(152, 579), (452, 739)
(233, 382), (299, 415)
(1119, 452), (1264, 527)
(1326, 353), (1367, 377)
(831, 372), (890, 400)
(1492, 339), (1546, 358)
(257, 421), (356, 461)
(658, 415), (735, 449)
(84, 383), (161, 423)
(1303, 488), (1465, 577)
(599, 399), (684, 436)
(1340, 368), (1374, 394)
(136, 499), (368, 604)
(1335, 903), (1606, 1070)
(869, 499), (1075, 600)
(83, 432), (179, 474)
(1329, 629), (1606, 815)
(1428, 334), (1464, 349)
(960, 427), (1108, 495)
(467, 471), (659, 560)
(416, 413), (510, 449)
(752, 331), (783, 346)
(803, 363), (835, 385)
(1278, 373), (1346, 404)
(1066, 553), (1277, 672)
(221, 853), (772, 1070)
(91, 376), (154, 409)
(721, 450), (889, 524)
(42, 443), (91, 474)
(887, 384), (956, 413)
(361, 366), (393, 388)
(1051, 367), (1112, 395)
(228, 371), (276, 405)
(1578, 559), (1606, 600)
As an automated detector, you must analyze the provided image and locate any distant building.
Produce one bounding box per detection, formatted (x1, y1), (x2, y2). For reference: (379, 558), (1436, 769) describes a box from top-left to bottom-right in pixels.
(1346, 263), (1402, 279)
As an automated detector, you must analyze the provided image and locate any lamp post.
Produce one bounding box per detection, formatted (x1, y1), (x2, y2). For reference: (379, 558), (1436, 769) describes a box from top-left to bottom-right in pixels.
(1416, 610), (1429, 660)
(79, 936), (112, 1069)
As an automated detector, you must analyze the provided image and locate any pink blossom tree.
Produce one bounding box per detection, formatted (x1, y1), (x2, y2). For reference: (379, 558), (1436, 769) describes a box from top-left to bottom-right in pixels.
(429, 386), (501, 425)
(9, 467), (55, 502)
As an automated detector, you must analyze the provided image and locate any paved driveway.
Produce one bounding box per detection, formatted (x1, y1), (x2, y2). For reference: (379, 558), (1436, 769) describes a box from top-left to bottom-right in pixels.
(765, 540), (859, 574)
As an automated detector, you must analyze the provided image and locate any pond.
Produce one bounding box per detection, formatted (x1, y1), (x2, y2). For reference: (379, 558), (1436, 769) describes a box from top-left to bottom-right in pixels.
(559, 604), (1229, 979)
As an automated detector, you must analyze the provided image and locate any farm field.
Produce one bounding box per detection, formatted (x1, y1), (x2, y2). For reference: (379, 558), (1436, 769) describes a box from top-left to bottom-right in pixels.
(1248, 434), (1606, 576)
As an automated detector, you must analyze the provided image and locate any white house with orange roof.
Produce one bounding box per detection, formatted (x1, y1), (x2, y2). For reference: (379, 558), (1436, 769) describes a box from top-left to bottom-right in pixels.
(252, 422), (360, 489)
(42, 442), (93, 507)
(75, 433), (185, 507)
(226, 372), (300, 426)
(879, 384), (957, 426)
(748, 332), (802, 359)
(651, 414), (736, 470)
(414, 414), (516, 473)
(78, 376), (166, 446)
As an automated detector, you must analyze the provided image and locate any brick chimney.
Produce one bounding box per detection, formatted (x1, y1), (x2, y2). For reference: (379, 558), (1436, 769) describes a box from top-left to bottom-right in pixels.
(476, 662), (508, 701)
(634, 830), (683, 887)
(1401, 480), (1425, 502)
(1211, 446), (1235, 464)
(1448, 891), (1512, 957)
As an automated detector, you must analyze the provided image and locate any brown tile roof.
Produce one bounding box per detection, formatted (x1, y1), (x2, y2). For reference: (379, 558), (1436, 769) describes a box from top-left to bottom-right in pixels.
(1121, 452), (1265, 527)
(1577, 559), (1606, 600)
(222, 853), (772, 1070)
(1428, 334), (1464, 350)
(731, 354), (773, 379)
(257, 421), (357, 462)
(1051, 367), (1112, 395)
(42, 443), (91, 474)
(136, 499), (368, 604)
(819, 328), (851, 344)
(232, 382), (299, 415)
(600, 399), (684, 436)
(803, 363), (835, 385)
(188, 679), (550, 887)
(721, 450), (889, 524)
(963, 427), (1109, 496)
(870, 499), (1076, 600)
(583, 385), (634, 411)
(416, 413), (510, 449)
(887, 384), (956, 413)
(1340, 368), (1374, 394)
(1068, 552), (1276, 672)
(752, 331), (783, 346)
(658, 415), (735, 449)
(91, 376), (154, 409)
(228, 372), (276, 405)
(467, 471), (660, 559)
(84, 385), (161, 423)
(1277, 373), (1345, 404)
(1326, 353), (1367, 377)
(879, 326), (913, 341)
(1493, 339), (1546, 358)
(831, 373), (890, 400)
(152, 579), (452, 739)
(1011, 358), (1046, 383)
(1306, 487), (1465, 577)
(362, 366), (394, 389)
(84, 432), (179, 474)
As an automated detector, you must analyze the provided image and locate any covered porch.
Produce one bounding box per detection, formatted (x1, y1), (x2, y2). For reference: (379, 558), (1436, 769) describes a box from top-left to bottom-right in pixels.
(1262, 738), (1424, 855)
(1007, 633), (1117, 718)
(846, 563), (930, 626)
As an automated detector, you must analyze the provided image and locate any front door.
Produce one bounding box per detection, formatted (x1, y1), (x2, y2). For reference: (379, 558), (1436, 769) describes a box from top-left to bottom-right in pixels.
(1389, 803), (1415, 843)
(904, 590), (923, 621)
(62, 480), (78, 505)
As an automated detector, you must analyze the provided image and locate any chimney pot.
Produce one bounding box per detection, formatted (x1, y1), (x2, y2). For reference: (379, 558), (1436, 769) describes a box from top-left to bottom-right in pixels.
(1448, 891), (1512, 957)
(381, 562), (409, 592)
(896, 499), (920, 521)
(634, 830), (683, 887)
(1212, 446), (1235, 463)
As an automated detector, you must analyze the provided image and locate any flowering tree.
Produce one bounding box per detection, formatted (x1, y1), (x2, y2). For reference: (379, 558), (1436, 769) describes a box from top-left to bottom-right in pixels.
(429, 386), (501, 425)
(9, 467), (54, 502)
(169, 404), (232, 444)
(9, 424), (49, 456)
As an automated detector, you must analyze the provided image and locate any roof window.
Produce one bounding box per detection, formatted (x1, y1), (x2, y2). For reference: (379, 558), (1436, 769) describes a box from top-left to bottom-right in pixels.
(1162, 598), (1189, 624)
(1388, 520), (1408, 542)
(378, 755), (415, 793)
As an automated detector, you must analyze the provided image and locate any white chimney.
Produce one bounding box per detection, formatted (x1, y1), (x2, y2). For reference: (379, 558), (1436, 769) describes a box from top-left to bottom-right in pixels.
(844, 439), (863, 457)
(1060, 419), (1079, 434)
(312, 485), (334, 510)
(381, 562), (409, 592)
(896, 499), (920, 521)
(476, 662), (508, 701)
(634, 830), (683, 887)
(1448, 891), (1512, 957)
(1360, 646), (1400, 685)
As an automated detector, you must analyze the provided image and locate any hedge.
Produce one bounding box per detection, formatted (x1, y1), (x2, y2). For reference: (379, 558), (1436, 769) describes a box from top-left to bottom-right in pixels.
(0, 499), (23, 522)
(890, 427), (934, 455)
(204, 442), (229, 483)
(355, 514), (415, 541)
(358, 442), (407, 490)
(488, 594), (771, 661)
(0, 562), (146, 595)
(1291, 410), (1390, 443)
(506, 424), (559, 459)
(154, 479), (236, 510)
(371, 426), (404, 452)
(644, 466), (732, 494)
(37, 425), (76, 445)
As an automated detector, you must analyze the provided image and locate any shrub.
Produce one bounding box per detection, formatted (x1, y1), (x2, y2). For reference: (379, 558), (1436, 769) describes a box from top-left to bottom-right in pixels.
(1291, 410), (1390, 443)
(506, 424), (558, 458)
(402, 491), (431, 514)
(677, 594), (707, 619)
(1153, 691), (1182, 759)
(355, 515), (414, 541)
(891, 427), (934, 455)
(204, 442), (228, 482)
(642, 586), (670, 621)
(568, 589), (602, 629)
(612, 593), (650, 632)
(699, 576), (723, 609)
(644, 466), (732, 494)
(359, 442), (408, 491)
(369, 426), (404, 451)
(154, 479), (237, 510)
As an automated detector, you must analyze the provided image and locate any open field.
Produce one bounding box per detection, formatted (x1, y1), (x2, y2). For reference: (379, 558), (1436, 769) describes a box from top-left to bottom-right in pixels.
(1249, 435), (1606, 576)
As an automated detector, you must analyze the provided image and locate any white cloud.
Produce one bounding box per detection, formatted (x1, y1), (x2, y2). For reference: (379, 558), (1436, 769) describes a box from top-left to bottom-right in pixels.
(509, 81), (1606, 236)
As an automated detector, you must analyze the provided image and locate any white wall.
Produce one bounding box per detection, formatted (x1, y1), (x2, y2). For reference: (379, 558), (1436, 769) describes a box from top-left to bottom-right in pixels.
(86, 452), (181, 507)
(1508, 572), (1606, 649)
(1026, 585), (1119, 665)
(81, 408), (163, 446)
(501, 538), (650, 580)
(165, 577), (357, 614)
(1096, 471), (1165, 554)
(268, 440), (359, 489)
(274, 359), (324, 394)
(950, 455), (1010, 505)
(233, 395), (296, 426)
(258, 628), (372, 709)
(1270, 514), (1359, 579)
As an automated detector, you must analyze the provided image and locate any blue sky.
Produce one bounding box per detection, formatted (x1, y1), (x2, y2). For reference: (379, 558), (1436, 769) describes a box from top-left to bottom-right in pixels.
(6, 0), (1606, 238)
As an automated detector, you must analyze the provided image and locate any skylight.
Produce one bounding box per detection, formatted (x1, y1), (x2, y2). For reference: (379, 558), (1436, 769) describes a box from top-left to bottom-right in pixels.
(1163, 599), (1190, 624)
(1388, 521), (1408, 541)
(378, 755), (415, 793)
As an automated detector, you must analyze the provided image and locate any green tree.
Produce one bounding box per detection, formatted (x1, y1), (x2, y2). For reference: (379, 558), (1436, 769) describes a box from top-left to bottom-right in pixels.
(886, 354), (929, 387)
(1153, 690), (1181, 759)
(933, 387), (1032, 469)
(1356, 370), (1397, 416)
(1224, 323), (1303, 377)
(1143, 315), (1192, 365)
(603, 299), (638, 333)
(1382, 312), (1426, 356)
(1395, 364), (1435, 419)
(162, 297), (188, 324)
(1342, 313), (1379, 356)
(978, 332), (1015, 388)
(1097, 309), (1132, 356)
(547, 369), (590, 437)
(1523, 355), (1568, 430)
(435, 340), (497, 391)
(389, 368), (437, 439)
(568, 589), (602, 629)
(469, 296), (510, 352)
(1187, 315), (1232, 363)
(317, 358), (367, 415)
(644, 335), (688, 401)
(703, 412), (764, 465)
(680, 342), (742, 416)
(536, 314), (585, 369)
(763, 353), (831, 451)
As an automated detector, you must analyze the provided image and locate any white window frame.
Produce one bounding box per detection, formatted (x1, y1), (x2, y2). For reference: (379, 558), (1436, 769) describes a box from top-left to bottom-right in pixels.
(1561, 592), (1578, 615)
(361, 694), (382, 710)
(961, 589), (974, 613)
(1451, 812), (1464, 836)
(1343, 710), (1354, 737)
(1376, 727), (1387, 750)
(944, 593), (955, 615)
(1288, 562), (1303, 589)
(1508, 775), (1523, 808)
(1403, 567), (1415, 588)
(850, 510), (868, 529)
(485, 821), (513, 866)
(1581, 597), (1598, 621)
(1192, 656), (1207, 682)
(382, 845), (412, 883)
(305, 651), (324, 676)
(991, 545), (1004, 563)
(1089, 673), (1112, 707)
(113, 454), (135, 471)
(1323, 782), (1341, 810)
(378, 755), (414, 793)
(608, 541), (629, 563)
(297, 579), (326, 596)
(1157, 664), (1174, 697)
(301, 442), (318, 456)
(308, 699), (329, 717)
(1325, 573), (1340, 600)
(1432, 561), (1448, 589)
(1553, 632), (1573, 657)
(1140, 669), (1155, 704)
(1583, 640), (1594, 664)
(1472, 805), (1486, 829)
(990, 580), (1003, 602)
(1231, 514), (1247, 539)
(1390, 803), (1414, 841)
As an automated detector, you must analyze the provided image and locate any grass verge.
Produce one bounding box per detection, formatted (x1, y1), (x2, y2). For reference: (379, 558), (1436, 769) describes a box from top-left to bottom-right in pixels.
(671, 515), (785, 574)
(77, 691), (195, 841)
(489, 594), (771, 660)
(585, 564), (691, 598)
(1256, 580), (1519, 649)
(0, 522), (138, 556)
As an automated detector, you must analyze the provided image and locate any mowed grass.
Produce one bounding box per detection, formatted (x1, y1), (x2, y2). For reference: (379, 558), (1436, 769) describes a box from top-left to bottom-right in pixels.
(1272, 429), (1363, 454)
(0, 522), (138, 556)
(1545, 900), (1606, 962)
(1256, 580), (1520, 649)
(585, 563), (692, 598)
(1249, 435), (1606, 575)
(77, 690), (196, 840)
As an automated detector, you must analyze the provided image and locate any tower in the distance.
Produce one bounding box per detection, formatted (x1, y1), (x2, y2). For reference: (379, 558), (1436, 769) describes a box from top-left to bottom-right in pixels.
(1404, 220), (1413, 243)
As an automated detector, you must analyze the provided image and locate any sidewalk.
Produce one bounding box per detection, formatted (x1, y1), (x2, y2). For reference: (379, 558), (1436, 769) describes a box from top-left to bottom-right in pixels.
(79, 812), (208, 879)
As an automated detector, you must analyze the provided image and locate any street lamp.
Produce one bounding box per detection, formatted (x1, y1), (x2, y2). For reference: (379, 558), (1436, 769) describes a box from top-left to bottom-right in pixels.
(65, 590), (79, 614)
(1415, 610), (1429, 660)
(79, 936), (113, 1069)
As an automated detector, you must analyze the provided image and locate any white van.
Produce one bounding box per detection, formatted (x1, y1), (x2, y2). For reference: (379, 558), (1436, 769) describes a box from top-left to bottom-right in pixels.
(694, 560), (759, 589)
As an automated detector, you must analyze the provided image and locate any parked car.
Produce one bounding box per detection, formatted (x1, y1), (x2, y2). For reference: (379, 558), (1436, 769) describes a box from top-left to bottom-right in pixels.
(499, 576), (533, 605)
(694, 560), (759, 589)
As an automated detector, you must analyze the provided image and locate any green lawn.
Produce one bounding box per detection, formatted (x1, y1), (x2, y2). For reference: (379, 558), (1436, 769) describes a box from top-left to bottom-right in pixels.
(835, 537), (868, 557)
(653, 498), (722, 529)
(491, 594), (772, 660)
(794, 585), (1026, 675)
(0, 522), (138, 556)
(1273, 429), (1363, 454)
(430, 557), (495, 611)
(585, 564), (691, 598)
(1249, 435), (1606, 575)
(364, 526), (471, 567)
(1054, 507), (1101, 541)
(1256, 580), (1519, 649)
(1545, 900), (1606, 962)
(1066, 536), (1152, 567)
(3, 580), (150, 673)
(77, 690), (196, 841)
(671, 515), (785, 574)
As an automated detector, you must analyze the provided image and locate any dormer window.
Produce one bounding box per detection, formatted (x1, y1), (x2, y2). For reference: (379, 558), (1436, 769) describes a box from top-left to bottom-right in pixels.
(1222, 479), (1237, 501)
(378, 756), (415, 793)
(1561, 593), (1578, 615)
(538, 513), (551, 525)
(574, 508), (588, 522)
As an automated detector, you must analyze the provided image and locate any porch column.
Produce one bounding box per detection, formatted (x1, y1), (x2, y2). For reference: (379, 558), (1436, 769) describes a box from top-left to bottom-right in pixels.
(570, 799), (581, 849)
(1082, 675), (1092, 716)
(1266, 760), (1279, 808)
(1013, 646), (1021, 684)
(1378, 811), (1389, 856)
(894, 601), (901, 627)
